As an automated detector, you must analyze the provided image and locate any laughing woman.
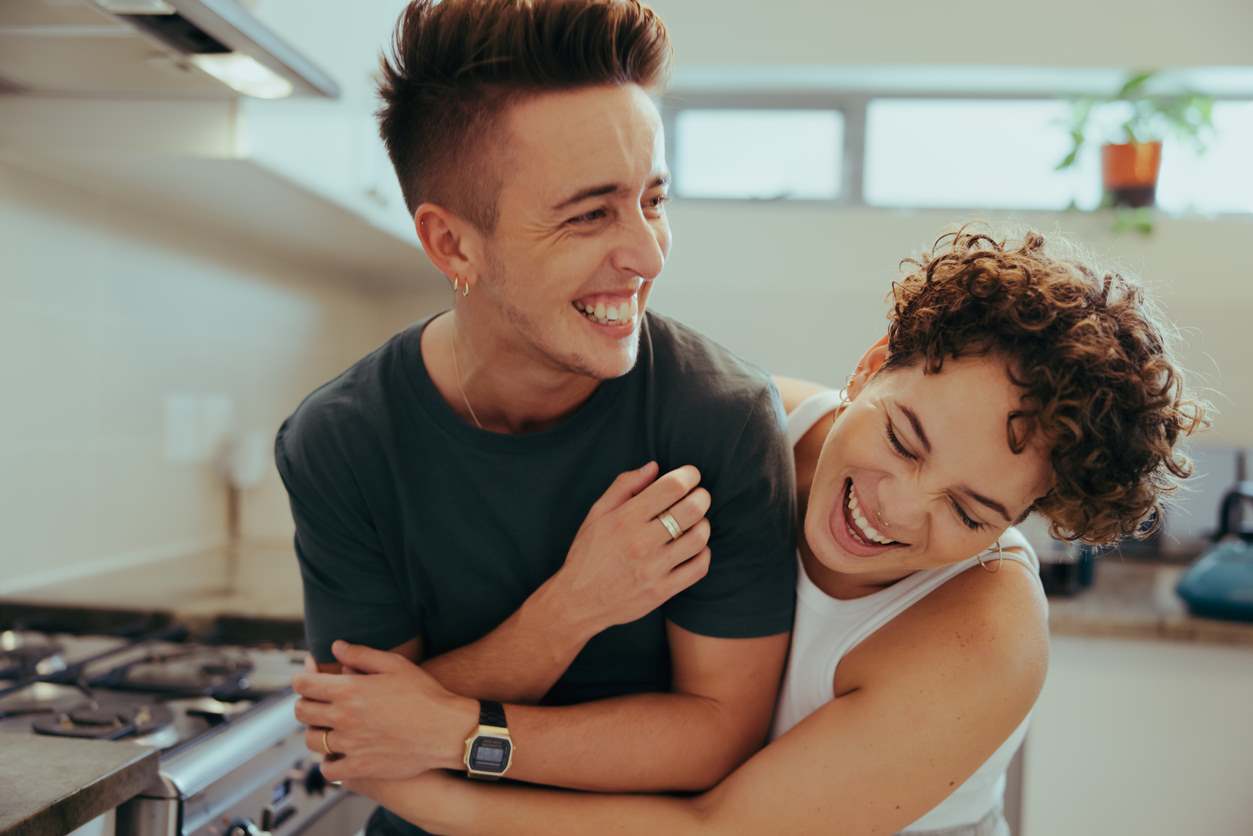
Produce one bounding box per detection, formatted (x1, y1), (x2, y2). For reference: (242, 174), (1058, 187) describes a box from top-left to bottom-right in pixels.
(345, 230), (1207, 835)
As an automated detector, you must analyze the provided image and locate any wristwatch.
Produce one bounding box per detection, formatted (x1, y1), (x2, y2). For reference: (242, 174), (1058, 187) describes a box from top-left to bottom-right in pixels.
(463, 700), (514, 780)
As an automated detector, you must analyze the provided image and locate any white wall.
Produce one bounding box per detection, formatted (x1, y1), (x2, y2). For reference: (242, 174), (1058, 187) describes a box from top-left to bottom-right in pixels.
(649, 202), (1251, 444)
(649, 0), (1253, 69)
(0, 163), (443, 593)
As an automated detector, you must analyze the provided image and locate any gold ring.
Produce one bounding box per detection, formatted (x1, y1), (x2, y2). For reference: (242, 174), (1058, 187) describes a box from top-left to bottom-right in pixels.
(658, 512), (682, 541)
(321, 728), (334, 756)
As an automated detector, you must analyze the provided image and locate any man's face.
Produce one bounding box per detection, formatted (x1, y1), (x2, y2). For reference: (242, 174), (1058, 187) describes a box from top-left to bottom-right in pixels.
(474, 83), (671, 380)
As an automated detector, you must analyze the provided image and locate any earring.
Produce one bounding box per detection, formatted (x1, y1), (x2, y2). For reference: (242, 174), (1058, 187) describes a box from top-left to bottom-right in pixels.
(977, 540), (1004, 573)
(451, 275), (460, 295)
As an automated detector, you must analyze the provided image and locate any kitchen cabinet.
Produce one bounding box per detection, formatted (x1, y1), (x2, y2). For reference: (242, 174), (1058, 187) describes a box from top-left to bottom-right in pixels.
(0, 1), (428, 290)
(1021, 635), (1253, 836)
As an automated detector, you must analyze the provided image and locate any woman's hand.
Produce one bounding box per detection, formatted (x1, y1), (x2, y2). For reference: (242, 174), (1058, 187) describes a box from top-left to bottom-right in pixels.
(292, 641), (478, 782)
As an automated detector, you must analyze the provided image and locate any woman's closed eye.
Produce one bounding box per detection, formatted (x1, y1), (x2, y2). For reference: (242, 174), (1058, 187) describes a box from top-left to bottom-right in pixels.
(887, 418), (987, 531)
(949, 499), (986, 531)
(885, 419), (917, 461)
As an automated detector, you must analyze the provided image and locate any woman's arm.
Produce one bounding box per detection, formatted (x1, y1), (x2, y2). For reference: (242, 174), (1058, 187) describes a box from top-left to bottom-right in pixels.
(351, 559), (1049, 835)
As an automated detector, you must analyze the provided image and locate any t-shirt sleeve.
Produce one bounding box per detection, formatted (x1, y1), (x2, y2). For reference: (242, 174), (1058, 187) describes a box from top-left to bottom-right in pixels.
(275, 412), (419, 663)
(663, 384), (798, 638)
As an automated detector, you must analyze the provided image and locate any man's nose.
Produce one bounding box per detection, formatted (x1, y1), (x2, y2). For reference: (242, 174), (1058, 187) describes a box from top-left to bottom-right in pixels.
(611, 210), (666, 280)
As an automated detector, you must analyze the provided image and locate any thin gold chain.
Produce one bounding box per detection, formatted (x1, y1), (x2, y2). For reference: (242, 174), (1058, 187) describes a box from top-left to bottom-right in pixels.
(451, 324), (485, 430)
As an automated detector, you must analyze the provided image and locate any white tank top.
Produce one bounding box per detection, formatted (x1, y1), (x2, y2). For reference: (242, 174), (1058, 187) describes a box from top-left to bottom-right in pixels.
(769, 390), (1042, 832)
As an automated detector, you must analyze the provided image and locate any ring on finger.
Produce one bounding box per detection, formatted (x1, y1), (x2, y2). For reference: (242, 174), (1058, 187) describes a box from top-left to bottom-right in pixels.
(321, 728), (335, 757)
(657, 512), (683, 541)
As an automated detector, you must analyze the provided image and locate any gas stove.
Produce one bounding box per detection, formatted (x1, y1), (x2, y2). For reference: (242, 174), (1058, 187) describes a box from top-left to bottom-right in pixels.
(0, 620), (349, 835)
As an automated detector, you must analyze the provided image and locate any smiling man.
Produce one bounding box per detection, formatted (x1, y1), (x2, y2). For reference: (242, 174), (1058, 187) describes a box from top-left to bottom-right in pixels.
(274, 2), (797, 834)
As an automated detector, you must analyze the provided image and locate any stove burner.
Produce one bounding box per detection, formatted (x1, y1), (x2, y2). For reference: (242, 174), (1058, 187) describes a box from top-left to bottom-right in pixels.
(0, 631), (66, 679)
(114, 648), (255, 697)
(32, 701), (174, 741)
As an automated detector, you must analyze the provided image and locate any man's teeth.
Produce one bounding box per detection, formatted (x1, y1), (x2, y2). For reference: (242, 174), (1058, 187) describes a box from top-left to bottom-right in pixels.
(575, 298), (637, 326)
(848, 487), (894, 546)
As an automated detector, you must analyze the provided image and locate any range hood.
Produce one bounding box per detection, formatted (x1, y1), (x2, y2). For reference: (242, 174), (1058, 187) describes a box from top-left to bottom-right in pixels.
(0, 0), (339, 99)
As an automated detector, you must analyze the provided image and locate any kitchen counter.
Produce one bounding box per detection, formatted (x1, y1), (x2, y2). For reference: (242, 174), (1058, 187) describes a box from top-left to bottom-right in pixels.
(0, 736), (157, 836)
(7, 542), (306, 638)
(8, 544), (1253, 649)
(1048, 559), (1253, 648)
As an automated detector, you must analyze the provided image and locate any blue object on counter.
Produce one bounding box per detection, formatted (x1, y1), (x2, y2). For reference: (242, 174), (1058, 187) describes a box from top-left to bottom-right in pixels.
(1176, 478), (1253, 623)
(1176, 540), (1253, 622)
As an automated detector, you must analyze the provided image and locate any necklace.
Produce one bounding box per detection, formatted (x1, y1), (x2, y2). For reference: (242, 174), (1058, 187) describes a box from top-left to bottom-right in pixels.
(450, 325), (485, 430)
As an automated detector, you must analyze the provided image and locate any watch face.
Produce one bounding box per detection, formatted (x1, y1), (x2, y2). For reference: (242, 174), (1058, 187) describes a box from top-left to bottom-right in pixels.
(469, 736), (511, 773)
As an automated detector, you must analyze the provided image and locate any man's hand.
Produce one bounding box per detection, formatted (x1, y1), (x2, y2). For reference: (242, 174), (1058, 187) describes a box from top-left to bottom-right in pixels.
(293, 641), (478, 782)
(544, 462), (713, 635)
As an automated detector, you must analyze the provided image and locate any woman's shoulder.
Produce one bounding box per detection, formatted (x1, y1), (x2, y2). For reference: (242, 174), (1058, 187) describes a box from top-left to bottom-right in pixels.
(840, 552), (1050, 702)
(772, 375), (831, 414)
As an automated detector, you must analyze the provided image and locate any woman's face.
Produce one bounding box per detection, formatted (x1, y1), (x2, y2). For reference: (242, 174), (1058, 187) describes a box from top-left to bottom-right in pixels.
(805, 344), (1053, 582)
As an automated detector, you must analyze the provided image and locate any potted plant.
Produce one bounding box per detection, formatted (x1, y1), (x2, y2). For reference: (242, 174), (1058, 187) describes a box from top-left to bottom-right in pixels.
(1057, 70), (1214, 212)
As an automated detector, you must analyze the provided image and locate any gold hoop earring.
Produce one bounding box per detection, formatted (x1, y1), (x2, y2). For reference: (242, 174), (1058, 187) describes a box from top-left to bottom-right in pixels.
(978, 540), (1004, 573)
(451, 275), (460, 295)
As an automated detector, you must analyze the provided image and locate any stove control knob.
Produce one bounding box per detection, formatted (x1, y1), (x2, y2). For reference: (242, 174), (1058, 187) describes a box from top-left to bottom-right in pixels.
(225, 819), (270, 836)
(304, 763), (328, 796)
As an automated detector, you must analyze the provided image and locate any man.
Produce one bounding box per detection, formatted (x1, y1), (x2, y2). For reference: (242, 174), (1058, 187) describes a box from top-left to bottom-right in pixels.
(277, 1), (796, 832)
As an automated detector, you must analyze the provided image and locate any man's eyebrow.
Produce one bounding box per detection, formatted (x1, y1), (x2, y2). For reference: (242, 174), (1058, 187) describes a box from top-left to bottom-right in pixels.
(550, 174), (671, 212)
(898, 405), (932, 454)
(959, 487), (1013, 524)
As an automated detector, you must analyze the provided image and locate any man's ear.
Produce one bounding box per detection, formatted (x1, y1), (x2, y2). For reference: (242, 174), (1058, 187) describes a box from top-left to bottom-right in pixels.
(847, 334), (890, 400)
(413, 203), (487, 292)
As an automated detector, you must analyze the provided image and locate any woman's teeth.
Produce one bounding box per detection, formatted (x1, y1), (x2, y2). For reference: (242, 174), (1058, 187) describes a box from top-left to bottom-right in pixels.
(847, 485), (895, 546)
(575, 297), (637, 326)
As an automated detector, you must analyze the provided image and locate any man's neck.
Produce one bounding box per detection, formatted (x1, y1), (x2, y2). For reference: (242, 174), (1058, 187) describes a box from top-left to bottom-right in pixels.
(424, 309), (602, 435)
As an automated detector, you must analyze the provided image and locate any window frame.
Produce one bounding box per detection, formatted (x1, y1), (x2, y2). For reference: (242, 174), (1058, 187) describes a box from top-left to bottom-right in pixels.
(662, 90), (1253, 217)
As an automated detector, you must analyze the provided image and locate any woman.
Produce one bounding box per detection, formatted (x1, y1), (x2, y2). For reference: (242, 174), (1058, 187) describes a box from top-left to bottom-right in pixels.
(343, 230), (1207, 834)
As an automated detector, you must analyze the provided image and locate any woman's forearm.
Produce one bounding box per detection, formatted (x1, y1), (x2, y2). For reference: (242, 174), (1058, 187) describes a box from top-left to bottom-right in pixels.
(355, 771), (712, 836)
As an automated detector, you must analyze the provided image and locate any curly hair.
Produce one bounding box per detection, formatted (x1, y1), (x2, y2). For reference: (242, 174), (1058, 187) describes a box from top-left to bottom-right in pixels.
(884, 228), (1209, 545)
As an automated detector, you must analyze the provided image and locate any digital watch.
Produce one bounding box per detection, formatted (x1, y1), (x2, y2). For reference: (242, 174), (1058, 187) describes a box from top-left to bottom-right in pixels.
(463, 700), (513, 780)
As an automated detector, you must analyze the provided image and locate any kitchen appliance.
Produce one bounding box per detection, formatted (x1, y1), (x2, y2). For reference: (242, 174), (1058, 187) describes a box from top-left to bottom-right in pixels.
(0, 0), (339, 99)
(0, 610), (349, 835)
(1176, 480), (1253, 623)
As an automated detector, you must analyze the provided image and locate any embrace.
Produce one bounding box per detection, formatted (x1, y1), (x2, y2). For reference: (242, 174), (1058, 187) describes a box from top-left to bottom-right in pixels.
(276, 1), (1207, 834)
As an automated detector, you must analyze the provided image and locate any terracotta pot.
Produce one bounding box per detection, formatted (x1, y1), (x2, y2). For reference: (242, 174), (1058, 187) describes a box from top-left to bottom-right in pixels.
(1101, 141), (1162, 208)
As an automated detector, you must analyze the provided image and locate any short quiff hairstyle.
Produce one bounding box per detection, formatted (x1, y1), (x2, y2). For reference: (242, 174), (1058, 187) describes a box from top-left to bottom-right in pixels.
(376, 0), (672, 231)
(885, 229), (1209, 546)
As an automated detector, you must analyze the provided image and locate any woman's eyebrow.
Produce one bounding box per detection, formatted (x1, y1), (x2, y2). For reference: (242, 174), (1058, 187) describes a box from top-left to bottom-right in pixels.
(898, 404), (932, 454)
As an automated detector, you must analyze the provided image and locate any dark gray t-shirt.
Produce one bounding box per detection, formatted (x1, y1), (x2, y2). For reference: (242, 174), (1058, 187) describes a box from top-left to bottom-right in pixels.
(276, 309), (796, 701)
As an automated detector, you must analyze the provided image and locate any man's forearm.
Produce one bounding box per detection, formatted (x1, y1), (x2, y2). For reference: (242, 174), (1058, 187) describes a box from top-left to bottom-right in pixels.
(420, 576), (597, 704)
(439, 691), (761, 793)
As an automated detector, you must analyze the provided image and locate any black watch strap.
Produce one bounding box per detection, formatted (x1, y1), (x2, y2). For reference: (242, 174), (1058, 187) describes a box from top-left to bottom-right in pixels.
(480, 700), (507, 728)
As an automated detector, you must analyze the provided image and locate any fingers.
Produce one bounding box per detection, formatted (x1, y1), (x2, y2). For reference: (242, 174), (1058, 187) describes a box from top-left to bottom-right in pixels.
(665, 548), (712, 597)
(294, 697), (337, 728)
(292, 671), (352, 702)
(630, 465), (702, 522)
(304, 726), (339, 757)
(663, 518), (712, 568)
(331, 641), (407, 674)
(658, 487), (711, 539)
(589, 461), (659, 516)
(319, 755), (365, 783)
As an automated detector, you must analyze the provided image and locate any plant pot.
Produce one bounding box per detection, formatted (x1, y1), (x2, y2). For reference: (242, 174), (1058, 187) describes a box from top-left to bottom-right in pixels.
(1101, 141), (1162, 208)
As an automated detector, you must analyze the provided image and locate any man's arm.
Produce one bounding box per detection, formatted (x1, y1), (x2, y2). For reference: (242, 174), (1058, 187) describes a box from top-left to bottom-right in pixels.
(304, 622), (788, 792)
(311, 461), (713, 707)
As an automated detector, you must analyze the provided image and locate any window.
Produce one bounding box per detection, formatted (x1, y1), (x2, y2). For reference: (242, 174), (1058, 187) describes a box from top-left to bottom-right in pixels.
(673, 108), (844, 200)
(863, 99), (1099, 210)
(667, 95), (1253, 215)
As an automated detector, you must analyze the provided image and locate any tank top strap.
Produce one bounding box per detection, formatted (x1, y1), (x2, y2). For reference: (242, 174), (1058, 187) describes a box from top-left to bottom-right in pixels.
(787, 389), (846, 447)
